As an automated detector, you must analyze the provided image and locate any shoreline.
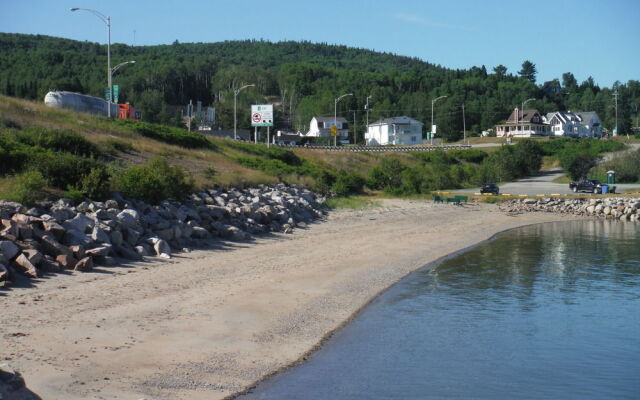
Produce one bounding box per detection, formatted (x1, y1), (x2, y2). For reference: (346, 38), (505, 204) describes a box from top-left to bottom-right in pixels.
(2, 200), (576, 399)
(227, 219), (566, 399)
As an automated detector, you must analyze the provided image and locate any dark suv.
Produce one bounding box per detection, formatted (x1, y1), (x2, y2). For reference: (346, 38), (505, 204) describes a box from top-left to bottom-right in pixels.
(569, 179), (606, 194)
(480, 183), (500, 194)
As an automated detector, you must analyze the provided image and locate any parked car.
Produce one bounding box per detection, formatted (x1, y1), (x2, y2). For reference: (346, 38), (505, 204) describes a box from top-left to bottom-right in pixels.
(569, 179), (607, 194)
(480, 183), (500, 194)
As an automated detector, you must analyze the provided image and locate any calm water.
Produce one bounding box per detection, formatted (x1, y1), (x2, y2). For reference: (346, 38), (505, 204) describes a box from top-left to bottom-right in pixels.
(243, 221), (640, 400)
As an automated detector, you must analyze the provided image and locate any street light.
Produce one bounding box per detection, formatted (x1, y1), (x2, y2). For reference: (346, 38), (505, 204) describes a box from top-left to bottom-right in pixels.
(521, 98), (535, 135)
(234, 84), (255, 140)
(71, 7), (112, 117)
(431, 95), (447, 145)
(334, 93), (353, 146)
(111, 60), (136, 75)
(365, 95), (373, 145)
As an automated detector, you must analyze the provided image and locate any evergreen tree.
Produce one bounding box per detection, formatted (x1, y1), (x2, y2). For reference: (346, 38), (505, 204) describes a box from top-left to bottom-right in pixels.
(518, 60), (537, 83)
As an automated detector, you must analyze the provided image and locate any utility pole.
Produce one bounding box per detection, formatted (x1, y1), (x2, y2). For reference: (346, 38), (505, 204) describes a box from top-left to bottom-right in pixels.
(365, 95), (372, 145)
(353, 110), (357, 144)
(462, 103), (466, 144)
(613, 90), (619, 136)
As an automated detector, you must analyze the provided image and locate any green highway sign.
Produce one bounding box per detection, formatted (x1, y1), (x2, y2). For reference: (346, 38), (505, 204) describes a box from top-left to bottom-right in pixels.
(113, 85), (119, 103)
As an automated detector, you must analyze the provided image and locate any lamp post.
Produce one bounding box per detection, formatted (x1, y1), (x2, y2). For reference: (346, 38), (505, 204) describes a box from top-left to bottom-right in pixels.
(71, 7), (112, 117)
(431, 95), (447, 145)
(111, 60), (135, 75)
(334, 93), (353, 146)
(234, 84), (255, 140)
(365, 95), (372, 145)
(521, 98), (535, 135)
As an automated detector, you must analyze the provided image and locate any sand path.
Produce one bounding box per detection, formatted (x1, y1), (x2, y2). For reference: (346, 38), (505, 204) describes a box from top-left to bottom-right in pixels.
(1, 200), (575, 399)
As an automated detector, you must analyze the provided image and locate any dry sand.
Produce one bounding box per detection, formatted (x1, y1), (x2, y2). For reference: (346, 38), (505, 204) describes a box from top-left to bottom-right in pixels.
(1, 200), (576, 399)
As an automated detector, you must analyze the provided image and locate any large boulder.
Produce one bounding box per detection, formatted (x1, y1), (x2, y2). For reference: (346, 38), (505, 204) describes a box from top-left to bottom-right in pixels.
(0, 240), (20, 260)
(12, 253), (38, 278)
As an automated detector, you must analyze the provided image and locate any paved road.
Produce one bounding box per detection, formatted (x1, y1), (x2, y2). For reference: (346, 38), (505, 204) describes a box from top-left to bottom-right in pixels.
(453, 168), (640, 196)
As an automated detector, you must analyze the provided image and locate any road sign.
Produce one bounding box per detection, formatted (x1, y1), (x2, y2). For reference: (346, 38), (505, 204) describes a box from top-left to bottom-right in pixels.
(251, 104), (274, 127)
(105, 85), (120, 102)
(330, 125), (338, 136)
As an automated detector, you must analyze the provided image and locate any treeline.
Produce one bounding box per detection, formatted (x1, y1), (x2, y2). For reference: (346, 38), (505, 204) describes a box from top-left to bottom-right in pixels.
(1, 33), (638, 140)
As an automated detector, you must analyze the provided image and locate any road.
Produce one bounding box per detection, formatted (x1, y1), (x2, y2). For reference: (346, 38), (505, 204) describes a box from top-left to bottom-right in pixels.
(454, 168), (640, 196)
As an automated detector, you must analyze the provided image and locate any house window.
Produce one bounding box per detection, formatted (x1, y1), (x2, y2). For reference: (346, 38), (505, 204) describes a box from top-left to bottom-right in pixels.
(342, 123), (349, 129)
(318, 122), (324, 129)
(411, 136), (417, 142)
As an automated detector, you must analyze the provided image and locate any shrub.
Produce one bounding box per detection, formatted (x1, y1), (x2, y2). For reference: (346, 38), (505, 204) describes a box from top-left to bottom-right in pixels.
(114, 119), (213, 149)
(448, 148), (488, 163)
(102, 139), (136, 155)
(0, 170), (47, 206)
(366, 158), (406, 190)
(113, 158), (194, 204)
(331, 172), (365, 196)
(227, 141), (301, 165)
(32, 152), (101, 189)
(16, 126), (102, 158)
(81, 166), (111, 200)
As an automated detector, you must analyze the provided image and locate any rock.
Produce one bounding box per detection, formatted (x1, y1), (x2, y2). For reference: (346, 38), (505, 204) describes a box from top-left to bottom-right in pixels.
(105, 199), (119, 209)
(85, 245), (112, 257)
(63, 214), (94, 233)
(63, 229), (92, 247)
(135, 244), (152, 257)
(38, 257), (61, 272)
(153, 239), (171, 258)
(0, 240), (20, 260)
(155, 228), (174, 242)
(21, 249), (43, 266)
(69, 245), (85, 260)
(0, 264), (10, 283)
(117, 209), (140, 228)
(124, 228), (141, 246)
(42, 220), (66, 241)
(74, 256), (94, 272)
(55, 254), (77, 269)
(91, 226), (111, 244)
(114, 244), (142, 260)
(191, 226), (209, 239)
(39, 234), (74, 258)
(110, 230), (123, 247)
(12, 253), (38, 278)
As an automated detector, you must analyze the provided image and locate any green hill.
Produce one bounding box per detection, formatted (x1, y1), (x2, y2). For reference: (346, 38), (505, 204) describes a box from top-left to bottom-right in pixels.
(1, 33), (638, 140)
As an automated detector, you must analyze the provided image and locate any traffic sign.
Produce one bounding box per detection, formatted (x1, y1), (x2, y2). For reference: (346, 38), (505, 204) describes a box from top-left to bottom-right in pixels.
(251, 104), (274, 127)
(105, 87), (111, 101)
(330, 125), (338, 136)
(113, 85), (119, 103)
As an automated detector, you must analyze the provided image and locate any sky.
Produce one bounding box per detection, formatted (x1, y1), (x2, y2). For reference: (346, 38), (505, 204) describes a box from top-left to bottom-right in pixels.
(1, 0), (639, 88)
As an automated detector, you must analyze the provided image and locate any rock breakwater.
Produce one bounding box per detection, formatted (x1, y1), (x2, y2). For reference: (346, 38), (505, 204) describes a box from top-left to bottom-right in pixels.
(500, 196), (640, 222)
(0, 184), (325, 288)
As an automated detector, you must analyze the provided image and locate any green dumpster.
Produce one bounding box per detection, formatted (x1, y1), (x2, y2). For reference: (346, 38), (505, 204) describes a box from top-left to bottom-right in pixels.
(607, 170), (616, 185)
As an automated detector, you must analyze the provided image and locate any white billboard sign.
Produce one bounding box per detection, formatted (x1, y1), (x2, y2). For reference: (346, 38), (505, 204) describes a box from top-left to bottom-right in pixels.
(251, 104), (274, 127)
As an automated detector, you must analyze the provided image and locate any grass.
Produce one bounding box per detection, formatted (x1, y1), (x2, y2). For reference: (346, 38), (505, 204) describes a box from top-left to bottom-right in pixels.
(324, 195), (382, 210)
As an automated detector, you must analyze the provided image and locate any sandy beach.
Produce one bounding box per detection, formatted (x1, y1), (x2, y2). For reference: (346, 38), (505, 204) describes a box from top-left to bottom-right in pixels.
(1, 200), (575, 399)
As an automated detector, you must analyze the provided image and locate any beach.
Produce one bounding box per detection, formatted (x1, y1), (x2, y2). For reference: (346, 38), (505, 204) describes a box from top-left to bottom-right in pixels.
(1, 200), (574, 399)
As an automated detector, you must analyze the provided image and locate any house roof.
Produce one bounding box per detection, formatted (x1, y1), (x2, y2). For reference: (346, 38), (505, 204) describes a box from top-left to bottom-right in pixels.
(369, 116), (423, 126)
(576, 112), (598, 122)
(506, 109), (543, 124)
(313, 116), (348, 123)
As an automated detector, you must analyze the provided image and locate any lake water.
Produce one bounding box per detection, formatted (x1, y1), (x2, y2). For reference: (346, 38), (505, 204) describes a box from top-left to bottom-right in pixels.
(242, 221), (640, 400)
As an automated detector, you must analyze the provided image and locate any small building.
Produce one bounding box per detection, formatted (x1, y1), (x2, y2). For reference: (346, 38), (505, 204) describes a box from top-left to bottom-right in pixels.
(496, 109), (550, 137)
(575, 112), (603, 137)
(365, 116), (424, 146)
(307, 116), (349, 141)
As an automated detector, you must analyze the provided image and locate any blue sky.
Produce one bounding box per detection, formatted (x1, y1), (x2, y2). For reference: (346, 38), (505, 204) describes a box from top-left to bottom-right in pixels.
(2, 0), (638, 88)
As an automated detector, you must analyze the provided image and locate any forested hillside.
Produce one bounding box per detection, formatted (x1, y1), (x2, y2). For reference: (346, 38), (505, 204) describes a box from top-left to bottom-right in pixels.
(1, 33), (638, 140)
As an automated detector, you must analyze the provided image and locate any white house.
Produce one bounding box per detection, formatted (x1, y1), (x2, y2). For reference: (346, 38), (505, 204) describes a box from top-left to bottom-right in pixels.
(545, 111), (602, 138)
(307, 116), (349, 141)
(496, 109), (550, 137)
(365, 116), (424, 146)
